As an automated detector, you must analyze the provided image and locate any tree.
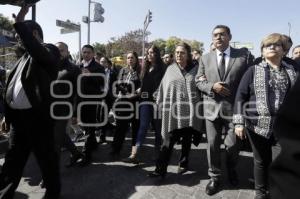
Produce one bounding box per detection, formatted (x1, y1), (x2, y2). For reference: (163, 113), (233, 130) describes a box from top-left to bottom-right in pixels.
(93, 42), (106, 56)
(152, 37), (204, 56)
(0, 14), (15, 69)
(91, 30), (204, 59)
(184, 39), (204, 55)
(0, 14), (14, 31)
(105, 39), (124, 58)
(151, 38), (166, 55)
(99, 29), (151, 58)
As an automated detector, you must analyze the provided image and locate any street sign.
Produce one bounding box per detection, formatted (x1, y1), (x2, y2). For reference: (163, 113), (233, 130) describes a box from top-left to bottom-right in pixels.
(60, 28), (77, 34)
(56, 20), (80, 31)
(231, 42), (254, 50)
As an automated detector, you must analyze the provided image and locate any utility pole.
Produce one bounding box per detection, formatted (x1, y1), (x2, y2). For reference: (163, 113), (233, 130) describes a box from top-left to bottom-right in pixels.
(79, 24), (82, 60)
(142, 10), (152, 67)
(87, 0), (91, 44)
(288, 22), (291, 37)
(288, 22), (292, 57)
(32, 4), (36, 21)
(84, 0), (105, 44)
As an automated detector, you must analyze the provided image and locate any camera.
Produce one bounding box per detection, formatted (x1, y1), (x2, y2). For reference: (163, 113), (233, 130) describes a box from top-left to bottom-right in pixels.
(0, 0), (40, 6)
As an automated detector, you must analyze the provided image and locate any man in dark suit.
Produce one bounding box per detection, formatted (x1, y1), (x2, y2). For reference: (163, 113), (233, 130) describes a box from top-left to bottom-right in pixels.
(292, 45), (300, 65)
(0, 5), (60, 199)
(195, 25), (253, 195)
(79, 45), (105, 163)
(53, 42), (85, 167)
(98, 57), (118, 143)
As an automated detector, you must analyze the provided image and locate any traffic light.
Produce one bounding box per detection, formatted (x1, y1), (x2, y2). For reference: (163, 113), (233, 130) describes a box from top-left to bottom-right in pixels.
(93, 2), (105, 23)
(148, 10), (152, 23)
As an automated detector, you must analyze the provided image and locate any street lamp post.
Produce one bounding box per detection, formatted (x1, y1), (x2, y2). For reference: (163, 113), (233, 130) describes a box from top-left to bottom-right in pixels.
(31, 4), (36, 21)
(85, 0), (105, 44)
(87, 0), (91, 44)
(288, 22), (291, 37)
(79, 24), (82, 60)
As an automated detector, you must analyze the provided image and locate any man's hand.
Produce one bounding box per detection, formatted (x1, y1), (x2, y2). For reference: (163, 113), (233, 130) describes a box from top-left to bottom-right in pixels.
(0, 118), (10, 133)
(197, 75), (207, 82)
(12, 4), (32, 23)
(235, 126), (246, 140)
(82, 68), (90, 74)
(212, 82), (231, 97)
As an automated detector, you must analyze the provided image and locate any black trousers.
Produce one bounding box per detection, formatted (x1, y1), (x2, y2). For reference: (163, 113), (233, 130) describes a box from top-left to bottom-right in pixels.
(96, 100), (114, 141)
(80, 103), (99, 158)
(155, 128), (194, 173)
(0, 108), (60, 199)
(112, 118), (139, 153)
(53, 119), (80, 157)
(112, 98), (139, 153)
(247, 129), (281, 192)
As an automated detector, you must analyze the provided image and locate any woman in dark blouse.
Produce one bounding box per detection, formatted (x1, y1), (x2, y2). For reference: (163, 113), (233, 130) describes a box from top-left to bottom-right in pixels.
(233, 33), (297, 199)
(123, 45), (166, 163)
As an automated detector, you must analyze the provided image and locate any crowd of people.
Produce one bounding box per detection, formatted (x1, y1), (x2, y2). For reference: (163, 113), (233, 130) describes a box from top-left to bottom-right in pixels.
(0, 4), (299, 199)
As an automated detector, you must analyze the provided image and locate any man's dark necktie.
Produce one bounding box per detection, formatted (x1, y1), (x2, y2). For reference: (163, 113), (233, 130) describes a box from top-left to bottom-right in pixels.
(218, 52), (226, 80)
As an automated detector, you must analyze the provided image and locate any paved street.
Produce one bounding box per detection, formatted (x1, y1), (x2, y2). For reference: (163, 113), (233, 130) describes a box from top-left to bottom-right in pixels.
(0, 132), (255, 199)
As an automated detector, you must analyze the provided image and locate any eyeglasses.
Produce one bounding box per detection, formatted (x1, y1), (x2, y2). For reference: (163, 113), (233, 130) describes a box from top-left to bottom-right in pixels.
(264, 43), (282, 49)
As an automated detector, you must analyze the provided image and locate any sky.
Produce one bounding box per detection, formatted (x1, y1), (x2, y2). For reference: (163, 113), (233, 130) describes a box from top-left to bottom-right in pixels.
(1, 0), (300, 57)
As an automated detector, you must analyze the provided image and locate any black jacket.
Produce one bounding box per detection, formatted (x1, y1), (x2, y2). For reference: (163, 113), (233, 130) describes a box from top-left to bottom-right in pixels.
(79, 59), (105, 124)
(140, 64), (166, 102)
(269, 74), (300, 199)
(79, 59), (105, 100)
(53, 58), (81, 117)
(5, 22), (59, 122)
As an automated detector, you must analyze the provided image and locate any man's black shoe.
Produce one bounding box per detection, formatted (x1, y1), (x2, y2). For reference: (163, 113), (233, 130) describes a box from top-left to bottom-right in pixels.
(147, 170), (166, 178)
(79, 155), (91, 167)
(99, 138), (107, 144)
(228, 168), (239, 186)
(205, 180), (220, 196)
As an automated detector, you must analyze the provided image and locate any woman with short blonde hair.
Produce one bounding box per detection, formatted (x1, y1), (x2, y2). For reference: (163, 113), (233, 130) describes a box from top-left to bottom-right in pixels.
(233, 33), (298, 199)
